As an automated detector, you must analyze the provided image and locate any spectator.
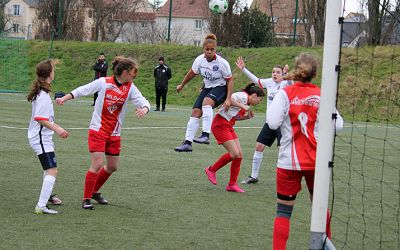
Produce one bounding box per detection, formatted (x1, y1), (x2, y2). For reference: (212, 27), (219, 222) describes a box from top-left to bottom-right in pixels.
(154, 56), (172, 111)
(92, 53), (108, 106)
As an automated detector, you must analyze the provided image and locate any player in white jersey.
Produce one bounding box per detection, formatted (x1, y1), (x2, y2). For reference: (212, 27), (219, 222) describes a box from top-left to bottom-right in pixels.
(204, 83), (265, 193)
(56, 56), (150, 210)
(266, 53), (343, 249)
(174, 34), (234, 152)
(235, 56), (292, 184)
(27, 60), (69, 215)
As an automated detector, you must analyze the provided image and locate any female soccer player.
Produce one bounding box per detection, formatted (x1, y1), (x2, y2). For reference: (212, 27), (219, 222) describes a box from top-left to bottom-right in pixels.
(266, 53), (343, 249)
(27, 59), (69, 215)
(56, 56), (150, 210)
(235, 56), (292, 184)
(204, 83), (265, 193)
(174, 33), (233, 152)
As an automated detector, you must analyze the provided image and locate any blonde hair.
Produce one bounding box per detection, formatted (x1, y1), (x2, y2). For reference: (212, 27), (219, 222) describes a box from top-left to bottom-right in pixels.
(203, 33), (217, 47)
(285, 53), (318, 82)
(112, 56), (138, 76)
(27, 59), (55, 102)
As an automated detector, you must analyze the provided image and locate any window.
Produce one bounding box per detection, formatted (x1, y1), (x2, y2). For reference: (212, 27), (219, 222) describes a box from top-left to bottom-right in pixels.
(13, 5), (20, 15)
(272, 16), (278, 24)
(195, 20), (202, 30)
(12, 24), (19, 33)
(194, 40), (201, 47)
(88, 10), (93, 18)
(141, 22), (147, 28)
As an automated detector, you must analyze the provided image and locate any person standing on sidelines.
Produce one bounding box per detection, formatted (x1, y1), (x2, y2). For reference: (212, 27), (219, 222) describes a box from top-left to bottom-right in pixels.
(204, 83), (265, 192)
(27, 59), (69, 215)
(266, 53), (343, 249)
(154, 56), (172, 112)
(92, 53), (108, 106)
(174, 34), (233, 152)
(56, 56), (150, 210)
(235, 57), (292, 184)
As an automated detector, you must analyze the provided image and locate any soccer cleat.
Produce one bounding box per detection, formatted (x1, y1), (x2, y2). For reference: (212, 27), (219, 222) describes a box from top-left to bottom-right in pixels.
(174, 142), (193, 152)
(92, 193), (108, 205)
(154, 108), (160, 111)
(34, 206), (58, 215)
(226, 184), (245, 193)
(205, 166), (217, 185)
(82, 199), (94, 210)
(48, 194), (62, 205)
(193, 135), (210, 144)
(240, 176), (259, 184)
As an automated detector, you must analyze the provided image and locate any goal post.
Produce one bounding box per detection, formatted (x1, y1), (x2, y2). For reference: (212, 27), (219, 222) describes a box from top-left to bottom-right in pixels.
(309, 0), (342, 249)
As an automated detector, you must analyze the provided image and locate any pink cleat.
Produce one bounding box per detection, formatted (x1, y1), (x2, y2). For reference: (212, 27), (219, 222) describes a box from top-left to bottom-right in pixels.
(226, 184), (245, 193)
(205, 166), (217, 185)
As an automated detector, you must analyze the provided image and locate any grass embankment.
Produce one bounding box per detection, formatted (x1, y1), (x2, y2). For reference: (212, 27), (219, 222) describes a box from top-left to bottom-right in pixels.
(1, 39), (399, 122)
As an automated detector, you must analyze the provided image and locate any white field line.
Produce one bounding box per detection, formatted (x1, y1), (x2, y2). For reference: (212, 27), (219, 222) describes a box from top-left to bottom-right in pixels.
(1, 124), (399, 130)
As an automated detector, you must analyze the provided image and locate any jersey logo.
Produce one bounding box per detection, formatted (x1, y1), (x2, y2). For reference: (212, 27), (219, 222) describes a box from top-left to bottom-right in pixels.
(107, 105), (118, 114)
(212, 65), (219, 71)
(290, 95), (320, 107)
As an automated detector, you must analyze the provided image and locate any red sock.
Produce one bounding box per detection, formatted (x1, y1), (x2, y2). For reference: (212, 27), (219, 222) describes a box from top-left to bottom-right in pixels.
(83, 170), (98, 199)
(93, 167), (112, 194)
(228, 158), (242, 185)
(273, 217), (290, 250)
(209, 153), (232, 172)
(326, 209), (331, 239)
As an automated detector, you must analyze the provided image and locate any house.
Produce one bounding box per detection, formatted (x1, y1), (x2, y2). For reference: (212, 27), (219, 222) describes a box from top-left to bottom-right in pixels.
(250, 0), (305, 43)
(3, 0), (38, 39)
(342, 12), (367, 47)
(156, 0), (211, 46)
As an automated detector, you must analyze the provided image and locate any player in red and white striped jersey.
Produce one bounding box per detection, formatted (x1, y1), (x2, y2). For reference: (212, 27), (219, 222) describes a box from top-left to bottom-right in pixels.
(27, 60), (69, 215)
(56, 56), (150, 210)
(204, 83), (265, 193)
(266, 53), (343, 250)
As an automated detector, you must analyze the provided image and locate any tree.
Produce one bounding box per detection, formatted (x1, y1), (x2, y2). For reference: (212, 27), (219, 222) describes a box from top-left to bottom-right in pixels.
(0, 0), (8, 34)
(301, 0), (326, 46)
(367, 0), (392, 45)
(241, 8), (273, 48)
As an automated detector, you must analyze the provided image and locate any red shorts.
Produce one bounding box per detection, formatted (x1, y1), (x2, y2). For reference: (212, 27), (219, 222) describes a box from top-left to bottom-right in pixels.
(211, 114), (237, 144)
(276, 168), (315, 196)
(88, 129), (121, 155)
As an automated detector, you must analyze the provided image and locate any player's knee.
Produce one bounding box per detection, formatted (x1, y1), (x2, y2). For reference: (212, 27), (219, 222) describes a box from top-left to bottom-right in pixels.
(230, 151), (241, 159)
(276, 202), (294, 219)
(255, 143), (265, 151)
(105, 165), (118, 173)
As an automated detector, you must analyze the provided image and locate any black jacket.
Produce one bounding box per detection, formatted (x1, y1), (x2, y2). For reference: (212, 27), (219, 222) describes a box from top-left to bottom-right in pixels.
(93, 60), (108, 80)
(154, 64), (172, 88)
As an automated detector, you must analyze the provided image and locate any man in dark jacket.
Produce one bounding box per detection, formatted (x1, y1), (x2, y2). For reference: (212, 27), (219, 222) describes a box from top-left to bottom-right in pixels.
(92, 53), (108, 106)
(154, 56), (172, 111)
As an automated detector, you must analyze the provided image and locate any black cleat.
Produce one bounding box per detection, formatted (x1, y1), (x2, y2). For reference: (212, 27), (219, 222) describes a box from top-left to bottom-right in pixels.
(193, 135), (210, 144)
(241, 176), (259, 184)
(174, 142), (193, 152)
(82, 199), (94, 210)
(92, 193), (108, 205)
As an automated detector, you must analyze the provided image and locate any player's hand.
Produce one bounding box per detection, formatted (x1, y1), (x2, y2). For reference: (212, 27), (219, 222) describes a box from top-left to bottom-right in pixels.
(223, 99), (231, 111)
(135, 107), (148, 118)
(247, 110), (254, 119)
(176, 84), (184, 93)
(283, 64), (289, 75)
(235, 56), (245, 70)
(56, 97), (65, 105)
(56, 127), (69, 138)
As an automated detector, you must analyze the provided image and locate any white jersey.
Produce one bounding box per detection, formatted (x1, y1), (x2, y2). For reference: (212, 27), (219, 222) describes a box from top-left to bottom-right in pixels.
(191, 53), (232, 88)
(71, 76), (150, 136)
(218, 91), (248, 122)
(242, 68), (292, 122)
(28, 90), (55, 155)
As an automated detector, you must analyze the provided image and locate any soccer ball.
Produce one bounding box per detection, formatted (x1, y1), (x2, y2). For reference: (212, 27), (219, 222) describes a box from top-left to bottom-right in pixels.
(209, 0), (228, 15)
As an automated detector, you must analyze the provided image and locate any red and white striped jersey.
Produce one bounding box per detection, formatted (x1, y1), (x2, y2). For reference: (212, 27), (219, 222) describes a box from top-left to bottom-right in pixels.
(191, 53), (232, 88)
(71, 76), (150, 136)
(217, 91), (248, 123)
(28, 90), (55, 146)
(267, 82), (343, 171)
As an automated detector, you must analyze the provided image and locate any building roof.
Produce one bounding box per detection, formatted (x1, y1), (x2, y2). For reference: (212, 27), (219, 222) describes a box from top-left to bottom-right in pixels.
(157, 0), (210, 18)
(22, 0), (39, 7)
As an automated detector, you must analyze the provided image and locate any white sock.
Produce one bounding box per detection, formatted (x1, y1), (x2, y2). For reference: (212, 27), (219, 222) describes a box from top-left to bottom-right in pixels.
(185, 117), (200, 142)
(251, 151), (264, 178)
(202, 105), (213, 134)
(37, 174), (56, 208)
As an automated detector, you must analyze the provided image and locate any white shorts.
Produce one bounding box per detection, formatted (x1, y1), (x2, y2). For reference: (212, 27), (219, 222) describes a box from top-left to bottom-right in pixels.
(29, 137), (55, 155)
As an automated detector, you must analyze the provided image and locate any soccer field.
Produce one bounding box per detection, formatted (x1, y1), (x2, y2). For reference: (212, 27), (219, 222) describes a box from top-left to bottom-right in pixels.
(1, 93), (399, 249)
